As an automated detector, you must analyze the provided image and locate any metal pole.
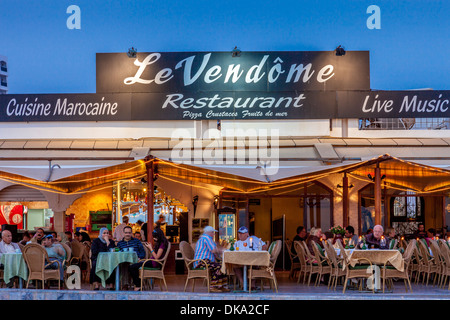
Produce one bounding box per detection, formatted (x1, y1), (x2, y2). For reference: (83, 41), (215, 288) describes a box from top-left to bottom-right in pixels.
(146, 159), (155, 246)
(343, 172), (349, 227)
(374, 163), (382, 226)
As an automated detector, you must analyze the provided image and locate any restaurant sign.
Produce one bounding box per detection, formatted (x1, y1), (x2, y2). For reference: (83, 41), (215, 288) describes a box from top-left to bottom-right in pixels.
(337, 91), (450, 118)
(96, 51), (371, 93)
(0, 90), (449, 122)
(0, 50), (447, 121)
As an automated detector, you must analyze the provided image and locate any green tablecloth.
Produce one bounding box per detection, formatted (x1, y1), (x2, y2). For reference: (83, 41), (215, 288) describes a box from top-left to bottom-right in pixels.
(95, 252), (138, 287)
(0, 253), (28, 283)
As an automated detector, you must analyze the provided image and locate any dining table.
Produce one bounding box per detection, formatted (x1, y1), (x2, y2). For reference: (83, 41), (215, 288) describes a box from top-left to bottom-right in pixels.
(344, 249), (404, 291)
(0, 252), (28, 288)
(220, 250), (270, 292)
(95, 251), (138, 290)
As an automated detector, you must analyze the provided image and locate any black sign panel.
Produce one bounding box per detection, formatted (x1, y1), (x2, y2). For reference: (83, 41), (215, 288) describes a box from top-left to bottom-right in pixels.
(131, 91), (337, 120)
(1, 90), (448, 122)
(0, 91), (336, 121)
(337, 91), (450, 118)
(0, 94), (131, 122)
(96, 51), (370, 93)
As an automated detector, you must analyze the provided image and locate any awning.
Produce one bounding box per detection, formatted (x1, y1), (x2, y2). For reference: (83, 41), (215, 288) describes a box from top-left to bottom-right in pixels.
(0, 154), (448, 196)
(347, 155), (450, 193)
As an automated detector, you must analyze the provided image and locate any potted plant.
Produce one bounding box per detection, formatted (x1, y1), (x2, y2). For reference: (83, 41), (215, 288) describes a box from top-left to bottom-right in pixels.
(330, 225), (346, 245)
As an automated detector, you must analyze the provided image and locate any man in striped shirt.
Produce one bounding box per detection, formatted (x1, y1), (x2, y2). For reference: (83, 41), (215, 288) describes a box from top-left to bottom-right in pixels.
(117, 226), (146, 259)
(193, 226), (229, 292)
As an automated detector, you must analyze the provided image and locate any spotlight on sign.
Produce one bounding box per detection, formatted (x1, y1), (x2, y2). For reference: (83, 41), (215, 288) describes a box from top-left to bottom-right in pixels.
(232, 46), (241, 57)
(335, 45), (346, 56)
(127, 47), (137, 58)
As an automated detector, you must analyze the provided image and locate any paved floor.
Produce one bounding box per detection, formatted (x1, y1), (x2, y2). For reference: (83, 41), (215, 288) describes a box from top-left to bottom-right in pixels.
(1, 271), (450, 300)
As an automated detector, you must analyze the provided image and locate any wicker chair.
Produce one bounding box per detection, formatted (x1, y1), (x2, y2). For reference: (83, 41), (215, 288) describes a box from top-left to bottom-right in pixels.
(389, 239), (398, 250)
(59, 243), (72, 286)
(142, 243), (151, 259)
(300, 241), (320, 286)
(22, 243), (61, 289)
(437, 240), (450, 289)
(310, 241), (332, 287)
(429, 240), (445, 287)
(417, 239), (439, 285)
(285, 239), (301, 280)
(60, 243), (72, 264)
(342, 253), (374, 293)
(323, 240), (345, 290)
(410, 244), (422, 283)
(248, 240), (281, 293)
(139, 242), (171, 291)
(179, 241), (210, 293)
(381, 239), (414, 293)
(335, 239), (350, 264)
(68, 240), (84, 266)
(293, 241), (309, 284)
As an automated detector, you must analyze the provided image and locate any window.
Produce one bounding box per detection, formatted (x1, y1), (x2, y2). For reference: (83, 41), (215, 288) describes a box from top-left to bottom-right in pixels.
(393, 192), (422, 218)
(359, 118), (450, 130)
(390, 191), (424, 235)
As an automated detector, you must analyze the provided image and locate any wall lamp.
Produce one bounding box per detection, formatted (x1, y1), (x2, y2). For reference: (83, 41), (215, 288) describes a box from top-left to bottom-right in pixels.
(337, 184), (354, 188)
(335, 45), (346, 56)
(367, 174), (386, 182)
(127, 47), (137, 58)
(192, 195), (199, 217)
(232, 46), (241, 57)
(213, 195), (220, 209)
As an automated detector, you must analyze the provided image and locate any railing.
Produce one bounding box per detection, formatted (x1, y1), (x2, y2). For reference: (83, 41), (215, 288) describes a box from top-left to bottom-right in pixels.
(0, 66), (7, 72)
(0, 81), (7, 87)
(359, 118), (450, 130)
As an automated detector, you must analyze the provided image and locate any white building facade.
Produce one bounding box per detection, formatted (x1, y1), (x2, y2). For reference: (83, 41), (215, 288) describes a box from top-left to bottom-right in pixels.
(0, 55), (8, 94)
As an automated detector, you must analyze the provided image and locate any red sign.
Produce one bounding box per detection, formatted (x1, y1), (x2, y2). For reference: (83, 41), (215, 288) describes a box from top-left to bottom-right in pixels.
(0, 204), (25, 229)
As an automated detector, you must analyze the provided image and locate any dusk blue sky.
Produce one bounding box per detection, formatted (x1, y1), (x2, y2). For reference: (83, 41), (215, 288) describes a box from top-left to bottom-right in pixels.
(0, 0), (449, 94)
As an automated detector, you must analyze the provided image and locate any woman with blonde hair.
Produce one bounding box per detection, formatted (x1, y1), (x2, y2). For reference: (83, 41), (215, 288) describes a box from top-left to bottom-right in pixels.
(306, 227), (323, 255)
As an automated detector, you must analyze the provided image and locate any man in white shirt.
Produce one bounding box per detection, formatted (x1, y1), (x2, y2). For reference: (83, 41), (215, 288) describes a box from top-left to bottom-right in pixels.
(0, 230), (21, 287)
(233, 226), (267, 290)
(234, 226), (267, 251)
(0, 230), (20, 258)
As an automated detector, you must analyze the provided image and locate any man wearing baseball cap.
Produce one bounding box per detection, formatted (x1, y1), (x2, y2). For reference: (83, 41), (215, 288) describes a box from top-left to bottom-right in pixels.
(234, 226), (267, 290)
(193, 226), (229, 292)
(42, 234), (66, 281)
(235, 226), (267, 251)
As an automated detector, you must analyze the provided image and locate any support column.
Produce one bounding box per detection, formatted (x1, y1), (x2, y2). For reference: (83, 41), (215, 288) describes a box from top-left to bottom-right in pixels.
(53, 211), (65, 233)
(303, 183), (308, 228)
(374, 163), (382, 226)
(146, 159), (155, 245)
(342, 173), (349, 227)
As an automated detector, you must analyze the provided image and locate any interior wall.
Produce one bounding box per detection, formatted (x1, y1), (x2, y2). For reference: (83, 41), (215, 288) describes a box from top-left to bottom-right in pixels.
(66, 187), (113, 231)
(249, 197), (272, 243)
(424, 197), (443, 231)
